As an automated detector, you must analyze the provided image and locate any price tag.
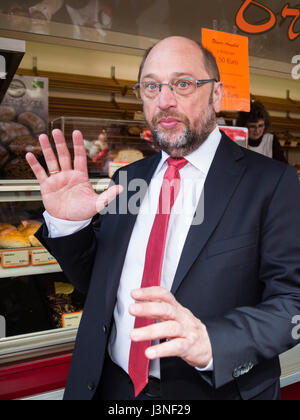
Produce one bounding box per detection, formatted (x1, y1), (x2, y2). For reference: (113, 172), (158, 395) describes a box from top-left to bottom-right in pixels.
(1, 249), (30, 268)
(31, 248), (57, 266)
(62, 311), (83, 328)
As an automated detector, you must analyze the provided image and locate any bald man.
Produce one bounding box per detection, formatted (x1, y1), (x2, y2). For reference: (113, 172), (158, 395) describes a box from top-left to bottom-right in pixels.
(28, 36), (300, 400)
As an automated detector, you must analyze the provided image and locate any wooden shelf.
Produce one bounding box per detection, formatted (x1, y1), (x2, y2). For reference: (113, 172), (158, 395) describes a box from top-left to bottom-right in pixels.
(16, 69), (300, 134)
(17, 68), (136, 97)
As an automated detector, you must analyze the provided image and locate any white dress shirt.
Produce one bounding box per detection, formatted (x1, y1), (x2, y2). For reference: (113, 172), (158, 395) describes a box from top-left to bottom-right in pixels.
(43, 126), (222, 378)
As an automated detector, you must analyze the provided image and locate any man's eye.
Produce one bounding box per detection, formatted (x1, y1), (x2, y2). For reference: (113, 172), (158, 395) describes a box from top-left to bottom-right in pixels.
(175, 80), (192, 89)
(145, 83), (158, 91)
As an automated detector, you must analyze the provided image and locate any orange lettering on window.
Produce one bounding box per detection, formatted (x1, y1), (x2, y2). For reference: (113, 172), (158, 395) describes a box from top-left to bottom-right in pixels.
(281, 4), (300, 40)
(236, 0), (276, 34)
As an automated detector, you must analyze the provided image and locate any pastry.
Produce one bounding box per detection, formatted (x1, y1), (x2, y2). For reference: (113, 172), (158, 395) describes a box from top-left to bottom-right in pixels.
(0, 223), (16, 231)
(0, 226), (31, 248)
(9, 136), (42, 157)
(3, 157), (34, 179)
(115, 149), (143, 163)
(0, 122), (30, 144)
(0, 145), (10, 168)
(18, 112), (46, 134)
(0, 106), (16, 122)
(18, 220), (42, 247)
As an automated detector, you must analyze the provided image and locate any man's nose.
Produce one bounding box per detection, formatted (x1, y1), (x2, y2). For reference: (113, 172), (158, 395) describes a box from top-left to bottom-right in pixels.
(158, 84), (178, 110)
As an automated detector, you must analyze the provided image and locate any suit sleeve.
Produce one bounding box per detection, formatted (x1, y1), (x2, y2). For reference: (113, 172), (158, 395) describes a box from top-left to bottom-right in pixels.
(205, 165), (300, 389)
(35, 218), (99, 294)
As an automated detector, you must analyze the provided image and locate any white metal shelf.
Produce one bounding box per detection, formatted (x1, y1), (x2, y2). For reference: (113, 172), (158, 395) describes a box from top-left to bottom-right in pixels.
(0, 178), (110, 202)
(0, 327), (77, 365)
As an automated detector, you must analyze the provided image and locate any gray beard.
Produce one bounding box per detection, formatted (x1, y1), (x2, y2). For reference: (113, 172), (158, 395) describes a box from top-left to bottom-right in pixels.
(151, 109), (216, 158)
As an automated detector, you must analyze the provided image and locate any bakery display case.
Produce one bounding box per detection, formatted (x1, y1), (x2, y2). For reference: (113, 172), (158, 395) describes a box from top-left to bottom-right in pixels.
(0, 116), (158, 398)
(0, 184), (86, 358)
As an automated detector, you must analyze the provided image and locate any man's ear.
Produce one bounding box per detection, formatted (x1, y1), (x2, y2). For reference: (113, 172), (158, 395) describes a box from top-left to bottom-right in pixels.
(212, 82), (224, 113)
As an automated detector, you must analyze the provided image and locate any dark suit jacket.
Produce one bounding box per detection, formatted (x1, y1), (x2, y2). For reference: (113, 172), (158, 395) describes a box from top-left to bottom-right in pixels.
(36, 133), (300, 400)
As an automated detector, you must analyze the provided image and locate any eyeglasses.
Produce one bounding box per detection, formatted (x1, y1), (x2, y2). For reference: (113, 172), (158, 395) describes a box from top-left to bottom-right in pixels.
(133, 78), (218, 100)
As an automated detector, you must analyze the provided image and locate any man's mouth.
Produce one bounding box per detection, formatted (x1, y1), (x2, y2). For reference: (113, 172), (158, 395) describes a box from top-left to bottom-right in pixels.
(158, 118), (182, 130)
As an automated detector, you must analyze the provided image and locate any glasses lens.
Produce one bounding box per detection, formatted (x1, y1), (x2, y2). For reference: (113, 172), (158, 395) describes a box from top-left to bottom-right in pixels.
(172, 78), (196, 96)
(141, 81), (159, 98)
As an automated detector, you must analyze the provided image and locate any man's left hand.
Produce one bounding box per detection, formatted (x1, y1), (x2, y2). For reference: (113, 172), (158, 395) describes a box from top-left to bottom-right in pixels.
(129, 286), (212, 368)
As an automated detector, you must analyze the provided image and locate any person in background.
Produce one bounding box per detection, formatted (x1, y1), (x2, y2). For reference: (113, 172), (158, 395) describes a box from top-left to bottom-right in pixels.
(237, 101), (287, 163)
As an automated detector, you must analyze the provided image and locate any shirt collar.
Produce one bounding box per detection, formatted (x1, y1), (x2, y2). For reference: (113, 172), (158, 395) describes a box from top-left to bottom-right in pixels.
(155, 126), (222, 177)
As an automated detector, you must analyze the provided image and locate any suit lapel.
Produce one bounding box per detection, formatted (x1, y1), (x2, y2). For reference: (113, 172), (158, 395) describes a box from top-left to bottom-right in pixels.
(171, 135), (247, 295)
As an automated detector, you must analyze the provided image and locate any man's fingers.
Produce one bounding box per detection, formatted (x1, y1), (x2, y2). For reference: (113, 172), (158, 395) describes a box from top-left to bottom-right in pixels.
(145, 338), (186, 360)
(26, 152), (48, 184)
(131, 320), (182, 342)
(73, 130), (88, 173)
(96, 184), (124, 213)
(52, 129), (72, 171)
(129, 301), (177, 321)
(39, 133), (61, 174)
(131, 287), (177, 305)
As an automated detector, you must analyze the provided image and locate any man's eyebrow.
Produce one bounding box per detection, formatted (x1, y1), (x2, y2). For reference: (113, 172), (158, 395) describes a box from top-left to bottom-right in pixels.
(142, 73), (159, 80)
(141, 72), (196, 81)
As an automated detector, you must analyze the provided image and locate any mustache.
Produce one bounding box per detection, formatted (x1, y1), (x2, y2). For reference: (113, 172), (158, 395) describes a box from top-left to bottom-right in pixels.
(151, 112), (190, 127)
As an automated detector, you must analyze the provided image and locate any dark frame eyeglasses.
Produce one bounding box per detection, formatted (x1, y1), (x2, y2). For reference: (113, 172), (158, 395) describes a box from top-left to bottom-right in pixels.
(132, 78), (218, 99)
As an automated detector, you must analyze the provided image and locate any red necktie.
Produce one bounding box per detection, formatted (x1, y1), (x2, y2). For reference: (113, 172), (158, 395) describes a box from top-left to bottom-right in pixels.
(128, 157), (188, 397)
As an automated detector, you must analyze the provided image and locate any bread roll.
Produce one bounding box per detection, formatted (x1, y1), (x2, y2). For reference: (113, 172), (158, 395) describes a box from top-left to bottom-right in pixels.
(18, 220), (42, 247)
(3, 157), (34, 179)
(0, 226), (31, 248)
(0, 122), (30, 144)
(0, 106), (16, 122)
(18, 112), (46, 134)
(0, 145), (9, 168)
(10, 135), (42, 157)
(0, 223), (15, 231)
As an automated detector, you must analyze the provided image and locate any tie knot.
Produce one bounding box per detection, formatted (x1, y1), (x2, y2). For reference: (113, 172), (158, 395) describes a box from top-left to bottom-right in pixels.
(167, 157), (188, 171)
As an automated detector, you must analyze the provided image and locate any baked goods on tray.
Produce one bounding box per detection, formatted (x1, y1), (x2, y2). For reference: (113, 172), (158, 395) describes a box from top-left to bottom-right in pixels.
(0, 224), (31, 249)
(0, 106), (16, 122)
(0, 220), (42, 248)
(18, 112), (46, 134)
(0, 122), (30, 144)
(18, 220), (42, 247)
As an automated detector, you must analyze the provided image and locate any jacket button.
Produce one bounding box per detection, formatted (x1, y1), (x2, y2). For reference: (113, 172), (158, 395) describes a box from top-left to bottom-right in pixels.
(232, 368), (241, 379)
(103, 325), (107, 334)
(87, 382), (95, 391)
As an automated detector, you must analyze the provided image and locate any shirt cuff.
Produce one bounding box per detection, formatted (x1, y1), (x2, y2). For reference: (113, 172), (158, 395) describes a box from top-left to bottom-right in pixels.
(195, 358), (214, 372)
(43, 211), (92, 238)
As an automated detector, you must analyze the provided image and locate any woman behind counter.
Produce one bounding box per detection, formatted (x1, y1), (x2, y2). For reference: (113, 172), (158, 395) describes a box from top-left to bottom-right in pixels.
(237, 101), (287, 163)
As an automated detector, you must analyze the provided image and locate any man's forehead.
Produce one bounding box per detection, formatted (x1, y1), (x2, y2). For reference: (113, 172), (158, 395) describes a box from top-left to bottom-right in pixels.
(141, 38), (206, 79)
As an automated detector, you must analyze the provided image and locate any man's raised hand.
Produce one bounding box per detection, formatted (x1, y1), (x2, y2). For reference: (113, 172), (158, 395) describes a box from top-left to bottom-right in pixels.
(26, 129), (123, 221)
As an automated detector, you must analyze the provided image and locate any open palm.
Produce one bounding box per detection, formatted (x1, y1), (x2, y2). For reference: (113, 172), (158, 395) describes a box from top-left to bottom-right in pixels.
(26, 129), (122, 221)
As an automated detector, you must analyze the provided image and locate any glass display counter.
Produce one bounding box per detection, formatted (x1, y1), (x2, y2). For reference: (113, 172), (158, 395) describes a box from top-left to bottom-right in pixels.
(0, 116), (158, 399)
